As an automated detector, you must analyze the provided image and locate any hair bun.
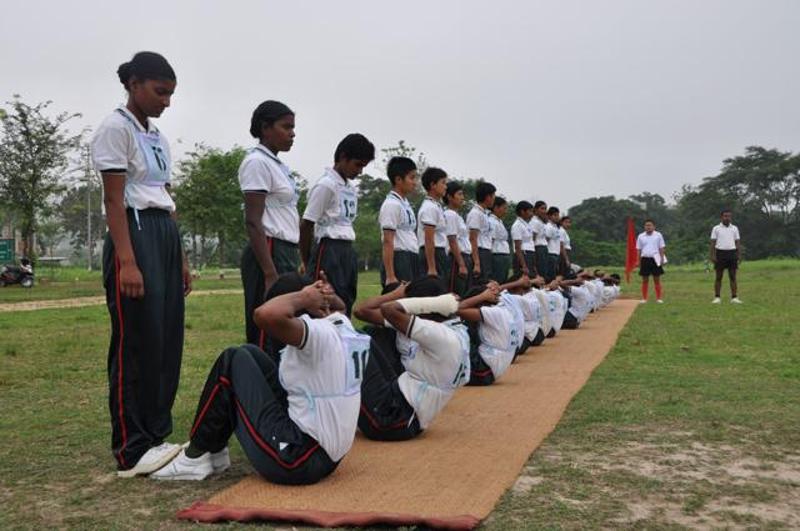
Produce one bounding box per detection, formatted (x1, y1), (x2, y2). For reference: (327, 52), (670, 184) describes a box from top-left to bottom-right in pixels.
(117, 62), (133, 87)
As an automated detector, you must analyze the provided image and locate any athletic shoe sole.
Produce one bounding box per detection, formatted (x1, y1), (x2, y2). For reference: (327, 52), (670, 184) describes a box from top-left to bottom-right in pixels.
(117, 444), (182, 478)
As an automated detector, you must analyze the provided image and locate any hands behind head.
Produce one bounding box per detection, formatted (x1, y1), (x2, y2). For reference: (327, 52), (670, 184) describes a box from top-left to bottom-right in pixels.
(531, 275), (545, 288)
(481, 283), (500, 304)
(391, 281), (408, 298)
(300, 280), (330, 316)
(519, 274), (532, 289)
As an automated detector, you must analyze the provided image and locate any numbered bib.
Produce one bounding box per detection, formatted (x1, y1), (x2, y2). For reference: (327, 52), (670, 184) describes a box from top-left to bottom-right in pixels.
(116, 109), (170, 186)
(337, 186), (358, 225)
(331, 318), (371, 395)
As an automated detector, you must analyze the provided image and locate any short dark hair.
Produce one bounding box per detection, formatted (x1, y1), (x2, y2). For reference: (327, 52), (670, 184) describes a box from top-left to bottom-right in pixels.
(386, 157), (416, 184)
(249, 100), (294, 139)
(644, 218), (655, 225)
(516, 200), (533, 215)
(421, 167), (447, 191)
(561, 215), (571, 222)
(493, 196), (508, 209)
(117, 51), (175, 90)
(475, 182), (497, 203)
(547, 206), (560, 216)
(444, 180), (464, 204)
(464, 282), (491, 301)
(334, 133), (375, 163)
(265, 272), (313, 303)
(721, 209), (732, 215)
(533, 200), (547, 210)
(406, 276), (446, 298)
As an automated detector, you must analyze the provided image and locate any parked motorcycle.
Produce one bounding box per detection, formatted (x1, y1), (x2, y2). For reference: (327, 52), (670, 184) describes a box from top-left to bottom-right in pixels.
(0, 259), (34, 288)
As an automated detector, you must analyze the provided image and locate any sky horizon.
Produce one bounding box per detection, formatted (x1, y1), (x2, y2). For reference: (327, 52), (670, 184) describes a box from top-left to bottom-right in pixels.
(2, 0), (798, 212)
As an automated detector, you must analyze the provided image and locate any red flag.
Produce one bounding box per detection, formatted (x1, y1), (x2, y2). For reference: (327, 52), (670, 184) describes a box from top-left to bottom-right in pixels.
(625, 217), (637, 283)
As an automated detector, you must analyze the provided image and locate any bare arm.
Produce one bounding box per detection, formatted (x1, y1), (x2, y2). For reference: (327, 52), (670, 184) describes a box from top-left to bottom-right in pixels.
(254, 281), (326, 347)
(353, 282), (406, 326)
(709, 239), (717, 262)
(102, 174), (143, 298)
(469, 229), (480, 275)
(498, 274), (531, 293)
(456, 286), (499, 322)
(448, 234), (466, 275)
(423, 225), (437, 275)
(244, 192), (279, 288)
(735, 239), (741, 262)
(382, 230), (397, 284)
(514, 239), (527, 275)
(170, 210), (192, 296)
(299, 219), (315, 270)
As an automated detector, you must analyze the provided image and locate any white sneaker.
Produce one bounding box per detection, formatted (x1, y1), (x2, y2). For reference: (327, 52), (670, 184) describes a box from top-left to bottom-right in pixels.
(731, 297), (743, 304)
(656, 299), (664, 304)
(211, 447), (230, 473)
(639, 299), (647, 304)
(117, 442), (182, 478)
(150, 449), (214, 480)
(712, 297), (721, 304)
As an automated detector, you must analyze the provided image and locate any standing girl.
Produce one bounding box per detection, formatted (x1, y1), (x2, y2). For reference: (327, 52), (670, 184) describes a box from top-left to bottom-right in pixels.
(239, 101), (298, 350)
(489, 197), (511, 284)
(92, 52), (190, 476)
(443, 181), (472, 296)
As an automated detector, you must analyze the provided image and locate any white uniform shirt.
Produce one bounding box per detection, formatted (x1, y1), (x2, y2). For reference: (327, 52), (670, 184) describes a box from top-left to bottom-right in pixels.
(511, 217), (535, 252)
(559, 227), (572, 251)
(530, 289), (552, 336)
(444, 209), (471, 255)
(417, 197), (448, 249)
(710, 223), (740, 250)
(513, 292), (541, 342)
(636, 231), (666, 258)
(477, 303), (520, 380)
(394, 317), (470, 429)
(530, 216), (548, 247)
(303, 168), (357, 241)
(490, 214), (510, 254)
(91, 106), (175, 211)
(568, 285), (592, 323)
(466, 205), (493, 250)
(545, 221), (561, 255)
(545, 290), (568, 334)
(280, 313), (367, 462)
(238, 145), (300, 243)
(379, 191), (418, 252)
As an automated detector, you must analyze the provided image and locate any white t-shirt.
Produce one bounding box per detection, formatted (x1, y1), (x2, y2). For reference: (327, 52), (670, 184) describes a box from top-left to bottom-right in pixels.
(513, 292), (541, 342)
(568, 285), (592, 323)
(238, 145), (300, 243)
(303, 168), (357, 241)
(394, 317), (470, 429)
(444, 209), (471, 255)
(710, 223), (740, 251)
(545, 290), (568, 334)
(477, 303), (520, 380)
(545, 221), (561, 255)
(636, 231), (666, 258)
(511, 218), (535, 252)
(490, 214), (510, 254)
(91, 106), (175, 212)
(466, 205), (493, 250)
(559, 227), (571, 251)
(530, 216), (548, 246)
(417, 197), (448, 249)
(530, 289), (552, 336)
(280, 313), (367, 462)
(379, 191), (418, 252)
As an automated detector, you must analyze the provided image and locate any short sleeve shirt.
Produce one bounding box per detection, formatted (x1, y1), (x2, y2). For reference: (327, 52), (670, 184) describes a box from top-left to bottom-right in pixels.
(417, 197), (448, 249)
(710, 223), (740, 250)
(477, 305), (517, 380)
(530, 217), (547, 246)
(238, 145), (300, 243)
(91, 106), (175, 211)
(545, 221), (561, 254)
(511, 218), (535, 252)
(379, 191), (418, 252)
(444, 209), (471, 254)
(466, 205), (493, 250)
(490, 214), (510, 254)
(636, 231), (666, 257)
(303, 168), (357, 241)
(559, 227), (571, 251)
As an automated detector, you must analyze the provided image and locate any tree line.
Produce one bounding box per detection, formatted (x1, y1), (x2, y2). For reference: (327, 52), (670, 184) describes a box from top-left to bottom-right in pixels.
(2, 96), (798, 269)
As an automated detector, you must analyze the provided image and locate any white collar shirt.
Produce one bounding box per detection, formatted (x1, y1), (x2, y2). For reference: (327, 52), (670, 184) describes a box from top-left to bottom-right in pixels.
(303, 168), (357, 241)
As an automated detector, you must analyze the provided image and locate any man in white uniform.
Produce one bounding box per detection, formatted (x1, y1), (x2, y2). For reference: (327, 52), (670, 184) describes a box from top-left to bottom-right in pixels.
(466, 182), (496, 283)
(379, 157), (418, 286)
(511, 201), (536, 277)
(710, 209), (742, 304)
(417, 168), (449, 278)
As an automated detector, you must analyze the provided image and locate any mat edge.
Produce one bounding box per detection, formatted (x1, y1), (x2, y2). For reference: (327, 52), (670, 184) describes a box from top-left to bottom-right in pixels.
(177, 501), (481, 530)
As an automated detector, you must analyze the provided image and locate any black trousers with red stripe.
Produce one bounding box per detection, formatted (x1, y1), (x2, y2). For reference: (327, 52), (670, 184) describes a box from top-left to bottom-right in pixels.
(102, 208), (184, 470)
(358, 327), (421, 441)
(308, 238), (358, 316)
(188, 344), (338, 485)
(241, 238), (299, 359)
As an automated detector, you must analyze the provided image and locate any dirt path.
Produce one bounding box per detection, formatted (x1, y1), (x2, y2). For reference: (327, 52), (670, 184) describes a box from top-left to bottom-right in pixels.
(0, 289), (242, 313)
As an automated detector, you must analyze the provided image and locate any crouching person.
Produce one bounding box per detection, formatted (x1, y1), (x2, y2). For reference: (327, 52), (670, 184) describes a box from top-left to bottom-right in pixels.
(353, 277), (471, 441)
(152, 273), (367, 484)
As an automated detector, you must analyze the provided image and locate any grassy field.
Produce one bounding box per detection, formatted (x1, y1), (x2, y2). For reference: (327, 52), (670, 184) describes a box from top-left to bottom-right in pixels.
(0, 261), (798, 529)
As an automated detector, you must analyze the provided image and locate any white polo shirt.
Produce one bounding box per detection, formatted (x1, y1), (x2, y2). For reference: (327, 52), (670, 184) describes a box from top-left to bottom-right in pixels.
(545, 290), (568, 334)
(379, 191), (418, 252)
(281, 313), (367, 462)
(444, 209), (471, 255)
(466, 205), (493, 250)
(303, 168), (357, 241)
(417, 197), (448, 249)
(513, 292), (541, 342)
(489, 214), (510, 254)
(545, 221), (561, 255)
(477, 301), (521, 380)
(91, 106), (175, 212)
(559, 227), (571, 251)
(238, 145), (300, 243)
(530, 216), (548, 246)
(636, 231), (666, 258)
(568, 285), (592, 323)
(511, 217), (535, 252)
(530, 289), (552, 336)
(394, 317), (470, 429)
(710, 223), (740, 251)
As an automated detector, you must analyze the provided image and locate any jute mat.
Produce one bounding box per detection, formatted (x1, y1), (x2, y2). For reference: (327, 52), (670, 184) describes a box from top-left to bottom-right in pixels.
(178, 299), (638, 529)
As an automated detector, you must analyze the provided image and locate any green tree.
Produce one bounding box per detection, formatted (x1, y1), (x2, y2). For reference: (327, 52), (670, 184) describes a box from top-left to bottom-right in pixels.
(0, 96), (82, 263)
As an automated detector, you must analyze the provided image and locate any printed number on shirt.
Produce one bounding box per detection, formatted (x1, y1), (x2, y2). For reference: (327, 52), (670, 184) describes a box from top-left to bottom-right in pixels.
(346, 348), (369, 393)
(452, 362), (468, 386)
(341, 197), (357, 221)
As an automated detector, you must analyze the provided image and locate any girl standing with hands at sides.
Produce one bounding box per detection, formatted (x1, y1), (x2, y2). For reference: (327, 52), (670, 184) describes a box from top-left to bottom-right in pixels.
(91, 51), (190, 476)
(443, 181), (472, 296)
(239, 101), (299, 351)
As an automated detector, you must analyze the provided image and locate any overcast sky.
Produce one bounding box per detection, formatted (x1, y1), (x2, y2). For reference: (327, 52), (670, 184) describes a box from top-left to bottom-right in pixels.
(2, 0), (799, 210)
